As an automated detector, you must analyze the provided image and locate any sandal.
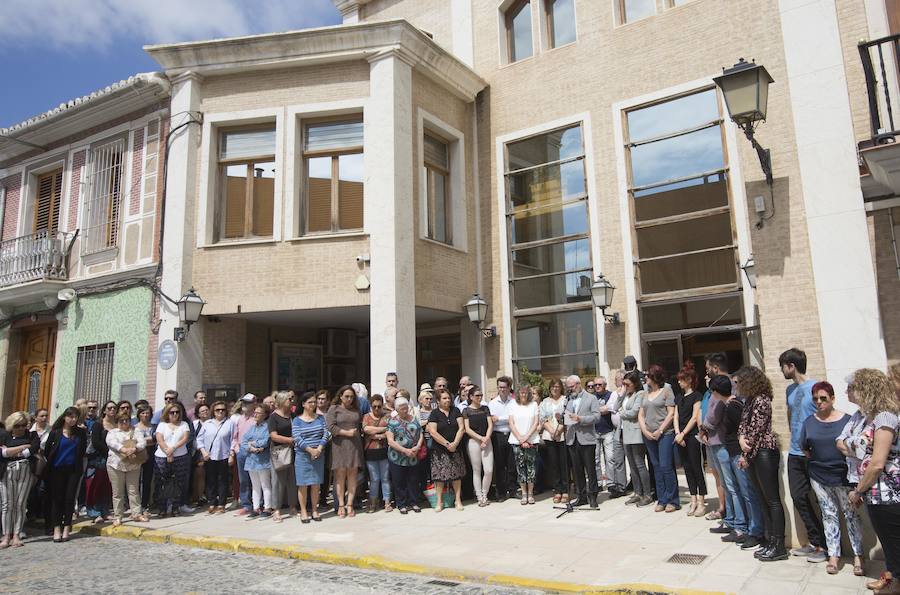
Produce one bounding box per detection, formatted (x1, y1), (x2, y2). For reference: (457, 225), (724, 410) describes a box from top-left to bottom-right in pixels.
(520, 496), (528, 506)
(527, 495), (535, 505)
(826, 562), (838, 575)
(337, 506), (346, 519)
(111, 519), (122, 528)
(705, 510), (722, 521)
(853, 559), (865, 577)
(347, 506), (356, 518)
(552, 494), (562, 504)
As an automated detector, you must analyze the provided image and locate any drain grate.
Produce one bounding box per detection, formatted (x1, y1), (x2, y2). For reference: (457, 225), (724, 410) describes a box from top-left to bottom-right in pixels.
(666, 553), (708, 565)
(425, 579), (460, 587)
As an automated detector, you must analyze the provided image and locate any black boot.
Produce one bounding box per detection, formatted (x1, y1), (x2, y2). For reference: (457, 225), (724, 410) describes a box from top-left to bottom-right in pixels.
(754, 537), (773, 559)
(759, 537), (788, 562)
(588, 494), (598, 508)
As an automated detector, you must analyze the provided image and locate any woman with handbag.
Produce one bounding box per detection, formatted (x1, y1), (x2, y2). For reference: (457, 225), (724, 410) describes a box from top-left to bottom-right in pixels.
(386, 397), (423, 514)
(0, 411), (40, 548)
(154, 403), (191, 517)
(326, 386), (364, 519)
(197, 401), (234, 514)
(362, 394), (392, 513)
(105, 413), (148, 526)
(293, 391), (329, 522)
(43, 407), (87, 543)
(268, 392), (298, 522)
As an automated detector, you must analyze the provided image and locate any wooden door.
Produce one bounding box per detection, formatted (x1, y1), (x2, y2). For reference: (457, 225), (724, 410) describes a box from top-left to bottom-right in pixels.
(16, 326), (57, 414)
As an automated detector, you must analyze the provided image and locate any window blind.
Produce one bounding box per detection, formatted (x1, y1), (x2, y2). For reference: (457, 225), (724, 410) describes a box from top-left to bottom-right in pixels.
(305, 121), (363, 152)
(220, 129), (275, 160)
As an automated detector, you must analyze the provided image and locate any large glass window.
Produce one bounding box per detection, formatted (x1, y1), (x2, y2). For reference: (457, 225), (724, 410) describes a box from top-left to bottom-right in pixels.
(217, 127), (275, 241)
(505, 0), (533, 63)
(424, 133), (451, 244)
(625, 89), (739, 298)
(545, 0), (576, 48)
(505, 123), (597, 380)
(303, 120), (364, 234)
(619, 0), (656, 24)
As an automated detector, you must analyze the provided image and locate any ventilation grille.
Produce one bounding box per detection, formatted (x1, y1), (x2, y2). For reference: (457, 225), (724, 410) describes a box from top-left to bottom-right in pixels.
(425, 579), (459, 587)
(667, 553), (708, 565)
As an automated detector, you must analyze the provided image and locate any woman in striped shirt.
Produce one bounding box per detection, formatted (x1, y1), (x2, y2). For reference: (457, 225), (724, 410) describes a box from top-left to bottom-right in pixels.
(293, 392), (329, 523)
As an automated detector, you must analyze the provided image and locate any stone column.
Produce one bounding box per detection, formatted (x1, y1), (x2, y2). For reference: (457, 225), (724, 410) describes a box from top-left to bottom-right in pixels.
(155, 72), (204, 405)
(366, 50), (417, 392)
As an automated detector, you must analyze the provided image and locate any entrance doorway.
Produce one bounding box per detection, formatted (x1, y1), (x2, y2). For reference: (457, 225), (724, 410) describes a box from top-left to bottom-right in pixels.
(15, 325), (57, 414)
(643, 329), (746, 386)
(416, 334), (461, 386)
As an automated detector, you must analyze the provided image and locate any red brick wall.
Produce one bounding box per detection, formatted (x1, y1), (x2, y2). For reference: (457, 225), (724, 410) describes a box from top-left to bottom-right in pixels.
(1, 173), (22, 241)
(129, 128), (144, 216)
(67, 150), (85, 231)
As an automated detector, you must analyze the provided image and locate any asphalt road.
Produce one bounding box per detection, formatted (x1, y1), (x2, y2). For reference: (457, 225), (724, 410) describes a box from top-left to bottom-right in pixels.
(0, 533), (542, 595)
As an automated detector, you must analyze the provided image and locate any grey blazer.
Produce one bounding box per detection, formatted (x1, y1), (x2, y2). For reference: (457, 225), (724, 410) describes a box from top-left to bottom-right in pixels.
(564, 390), (600, 446)
(619, 391), (646, 446)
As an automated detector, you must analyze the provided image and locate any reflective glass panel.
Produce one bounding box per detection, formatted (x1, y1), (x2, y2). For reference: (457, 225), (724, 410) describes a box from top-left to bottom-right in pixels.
(512, 237), (591, 277)
(636, 211), (733, 259)
(513, 271), (593, 309)
(627, 89), (719, 142)
(639, 247), (738, 294)
(640, 294), (743, 333)
(510, 200), (589, 245)
(515, 309), (595, 358)
(509, 1), (533, 62)
(549, 0), (576, 47)
(630, 126), (724, 188)
(508, 160), (585, 209)
(517, 353), (598, 380)
(507, 125), (582, 171)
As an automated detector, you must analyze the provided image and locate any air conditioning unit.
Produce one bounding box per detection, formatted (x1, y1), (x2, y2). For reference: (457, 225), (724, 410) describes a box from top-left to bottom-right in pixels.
(325, 364), (356, 387)
(323, 329), (357, 358)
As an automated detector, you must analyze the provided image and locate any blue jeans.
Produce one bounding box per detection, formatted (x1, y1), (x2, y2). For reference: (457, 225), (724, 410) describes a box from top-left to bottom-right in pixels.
(730, 452), (764, 537)
(715, 446), (748, 534)
(645, 432), (678, 506)
(708, 444), (732, 527)
(366, 459), (391, 502)
(236, 448), (252, 511)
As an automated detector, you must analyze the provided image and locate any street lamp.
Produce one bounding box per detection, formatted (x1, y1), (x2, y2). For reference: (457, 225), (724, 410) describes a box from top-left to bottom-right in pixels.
(714, 58), (774, 187)
(464, 293), (497, 338)
(590, 274), (620, 325)
(174, 287), (206, 342)
(741, 254), (758, 289)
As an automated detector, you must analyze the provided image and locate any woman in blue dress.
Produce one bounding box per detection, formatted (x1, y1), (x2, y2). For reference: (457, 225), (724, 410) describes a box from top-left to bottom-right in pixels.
(293, 392), (329, 523)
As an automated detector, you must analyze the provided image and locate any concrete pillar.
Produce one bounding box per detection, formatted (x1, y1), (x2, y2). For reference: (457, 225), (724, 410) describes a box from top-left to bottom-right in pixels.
(778, 0), (887, 404)
(155, 72), (204, 405)
(451, 0), (474, 68)
(365, 50), (417, 392)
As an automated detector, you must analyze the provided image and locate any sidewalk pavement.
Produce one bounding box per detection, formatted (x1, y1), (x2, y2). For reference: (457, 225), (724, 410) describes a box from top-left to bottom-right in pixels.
(75, 487), (881, 595)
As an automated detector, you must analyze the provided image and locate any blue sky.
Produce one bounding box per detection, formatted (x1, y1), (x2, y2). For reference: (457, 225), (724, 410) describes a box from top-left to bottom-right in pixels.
(0, 0), (342, 128)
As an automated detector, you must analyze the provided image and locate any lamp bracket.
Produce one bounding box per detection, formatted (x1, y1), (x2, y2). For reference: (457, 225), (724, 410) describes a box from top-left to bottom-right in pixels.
(480, 326), (497, 338)
(741, 125), (773, 187)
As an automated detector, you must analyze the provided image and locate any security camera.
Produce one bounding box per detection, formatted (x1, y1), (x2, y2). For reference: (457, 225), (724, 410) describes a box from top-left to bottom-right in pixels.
(57, 288), (77, 302)
(355, 254), (370, 264)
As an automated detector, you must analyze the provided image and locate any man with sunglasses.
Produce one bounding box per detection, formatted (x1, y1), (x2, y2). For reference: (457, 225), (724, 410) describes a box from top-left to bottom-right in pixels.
(84, 401), (99, 432)
(151, 391), (180, 425)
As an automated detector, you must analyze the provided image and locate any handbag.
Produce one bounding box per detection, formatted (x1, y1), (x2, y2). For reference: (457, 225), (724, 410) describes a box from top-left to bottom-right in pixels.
(125, 431), (148, 465)
(33, 451), (47, 478)
(416, 443), (428, 461)
(271, 443), (293, 471)
(158, 469), (181, 502)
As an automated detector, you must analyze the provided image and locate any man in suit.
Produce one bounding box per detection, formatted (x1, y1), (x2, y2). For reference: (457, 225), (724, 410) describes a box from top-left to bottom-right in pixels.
(564, 375), (601, 508)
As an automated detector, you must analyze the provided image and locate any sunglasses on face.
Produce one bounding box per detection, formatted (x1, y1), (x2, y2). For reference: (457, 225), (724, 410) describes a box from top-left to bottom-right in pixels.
(814, 395), (831, 403)
(214, 408), (226, 413)
(87, 405), (98, 409)
(169, 411), (181, 416)
(586, 384), (595, 388)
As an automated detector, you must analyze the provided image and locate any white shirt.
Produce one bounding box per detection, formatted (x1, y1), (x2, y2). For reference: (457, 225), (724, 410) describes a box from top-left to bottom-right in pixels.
(488, 395), (515, 434)
(106, 428), (147, 472)
(508, 401), (540, 445)
(155, 421), (191, 458)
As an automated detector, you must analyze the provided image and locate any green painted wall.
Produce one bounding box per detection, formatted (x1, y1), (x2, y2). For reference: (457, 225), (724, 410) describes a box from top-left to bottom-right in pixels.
(56, 286), (152, 406)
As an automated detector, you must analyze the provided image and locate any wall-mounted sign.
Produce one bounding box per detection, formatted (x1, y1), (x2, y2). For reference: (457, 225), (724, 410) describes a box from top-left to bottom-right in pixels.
(158, 339), (178, 370)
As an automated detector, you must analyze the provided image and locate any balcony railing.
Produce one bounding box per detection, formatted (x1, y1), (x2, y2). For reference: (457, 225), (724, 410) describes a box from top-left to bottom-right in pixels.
(0, 230), (74, 288)
(859, 34), (900, 143)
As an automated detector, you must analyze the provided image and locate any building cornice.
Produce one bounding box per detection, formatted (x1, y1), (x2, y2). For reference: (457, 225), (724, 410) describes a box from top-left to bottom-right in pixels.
(0, 73), (170, 165)
(144, 20), (486, 102)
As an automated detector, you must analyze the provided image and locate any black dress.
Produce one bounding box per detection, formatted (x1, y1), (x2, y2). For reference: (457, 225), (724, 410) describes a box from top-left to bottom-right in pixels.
(427, 408), (465, 482)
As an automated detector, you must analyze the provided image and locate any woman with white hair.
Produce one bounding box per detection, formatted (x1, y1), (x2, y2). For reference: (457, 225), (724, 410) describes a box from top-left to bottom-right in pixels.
(386, 396), (423, 514)
(351, 382), (372, 415)
(0, 411), (40, 548)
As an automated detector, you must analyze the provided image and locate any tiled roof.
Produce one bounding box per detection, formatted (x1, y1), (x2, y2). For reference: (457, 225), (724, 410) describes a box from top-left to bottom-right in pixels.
(0, 72), (166, 137)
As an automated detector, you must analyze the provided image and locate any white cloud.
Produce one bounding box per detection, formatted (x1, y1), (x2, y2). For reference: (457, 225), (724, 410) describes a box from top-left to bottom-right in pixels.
(0, 0), (341, 50)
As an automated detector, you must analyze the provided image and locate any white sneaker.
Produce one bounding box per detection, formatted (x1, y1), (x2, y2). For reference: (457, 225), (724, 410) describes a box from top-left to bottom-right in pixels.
(178, 505), (194, 514)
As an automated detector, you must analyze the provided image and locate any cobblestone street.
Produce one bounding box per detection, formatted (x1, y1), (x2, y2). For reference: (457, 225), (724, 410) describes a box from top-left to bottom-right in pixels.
(0, 534), (540, 595)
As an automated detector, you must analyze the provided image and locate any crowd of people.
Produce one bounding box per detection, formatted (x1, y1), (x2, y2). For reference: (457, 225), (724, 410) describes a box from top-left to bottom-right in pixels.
(0, 349), (899, 592)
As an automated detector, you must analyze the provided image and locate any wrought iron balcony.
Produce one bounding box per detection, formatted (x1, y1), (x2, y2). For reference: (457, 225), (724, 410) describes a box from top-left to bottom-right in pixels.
(858, 34), (900, 200)
(0, 230), (74, 288)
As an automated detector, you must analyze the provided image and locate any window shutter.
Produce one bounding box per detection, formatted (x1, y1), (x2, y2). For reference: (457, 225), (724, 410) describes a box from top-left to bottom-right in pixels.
(251, 175), (274, 237)
(338, 179), (363, 230)
(220, 129), (275, 160)
(307, 176), (332, 232)
(305, 121), (363, 152)
(223, 166), (247, 239)
(34, 169), (63, 233)
(424, 135), (449, 169)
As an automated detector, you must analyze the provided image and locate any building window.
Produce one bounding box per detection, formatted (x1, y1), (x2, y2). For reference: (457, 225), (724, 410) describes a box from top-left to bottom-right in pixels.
(83, 139), (125, 254)
(217, 127), (275, 241)
(505, 0), (534, 63)
(74, 343), (115, 402)
(618, 0), (656, 24)
(423, 133), (452, 244)
(624, 88), (745, 367)
(34, 168), (63, 234)
(504, 123), (597, 380)
(303, 119), (364, 234)
(545, 0), (576, 48)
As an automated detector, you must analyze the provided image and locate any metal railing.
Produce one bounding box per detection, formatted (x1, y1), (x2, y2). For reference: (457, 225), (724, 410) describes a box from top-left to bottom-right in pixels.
(859, 34), (900, 141)
(0, 230), (73, 288)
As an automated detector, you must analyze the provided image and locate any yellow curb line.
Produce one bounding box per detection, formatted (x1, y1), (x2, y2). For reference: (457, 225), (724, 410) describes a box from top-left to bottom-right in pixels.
(73, 522), (729, 595)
